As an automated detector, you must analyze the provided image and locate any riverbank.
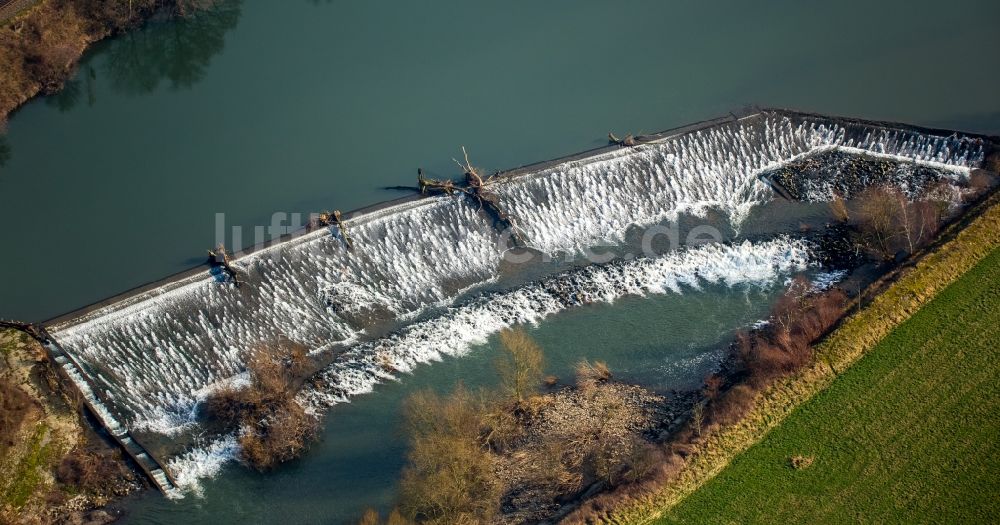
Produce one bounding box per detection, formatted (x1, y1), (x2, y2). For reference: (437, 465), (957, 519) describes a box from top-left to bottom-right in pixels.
(0, 0), (199, 124)
(567, 191), (1000, 523)
(0, 329), (140, 525)
(491, 381), (692, 525)
(358, 162), (993, 522)
(34, 111), (993, 512)
(657, 225), (1000, 523)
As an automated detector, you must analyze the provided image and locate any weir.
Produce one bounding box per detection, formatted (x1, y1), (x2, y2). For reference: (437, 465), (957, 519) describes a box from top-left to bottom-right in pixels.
(43, 339), (180, 495)
(37, 109), (989, 494)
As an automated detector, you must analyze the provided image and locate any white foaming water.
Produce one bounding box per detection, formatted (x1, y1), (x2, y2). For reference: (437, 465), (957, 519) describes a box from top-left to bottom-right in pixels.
(299, 236), (813, 410)
(493, 117), (983, 255)
(51, 198), (503, 434)
(45, 113), (984, 489)
(166, 434), (240, 498)
(170, 236), (812, 495)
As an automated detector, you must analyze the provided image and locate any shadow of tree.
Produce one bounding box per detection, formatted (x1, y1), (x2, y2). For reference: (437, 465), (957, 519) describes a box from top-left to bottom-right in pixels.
(0, 135), (9, 168)
(103, 0), (243, 95)
(46, 78), (81, 112)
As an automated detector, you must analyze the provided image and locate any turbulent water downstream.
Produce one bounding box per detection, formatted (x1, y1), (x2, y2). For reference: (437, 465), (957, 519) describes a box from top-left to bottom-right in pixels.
(42, 111), (983, 494)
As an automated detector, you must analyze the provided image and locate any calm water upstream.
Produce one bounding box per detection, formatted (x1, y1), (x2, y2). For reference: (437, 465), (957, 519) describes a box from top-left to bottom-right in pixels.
(1, 0), (999, 321)
(0, 0), (998, 523)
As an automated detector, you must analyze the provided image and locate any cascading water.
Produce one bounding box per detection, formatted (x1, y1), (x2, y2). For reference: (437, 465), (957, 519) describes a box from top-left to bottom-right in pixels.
(46, 112), (985, 494)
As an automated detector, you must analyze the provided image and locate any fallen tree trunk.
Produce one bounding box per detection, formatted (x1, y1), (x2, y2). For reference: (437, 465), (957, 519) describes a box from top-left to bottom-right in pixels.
(312, 210), (354, 249)
(608, 131), (637, 147)
(412, 147), (527, 247)
(331, 210), (354, 250)
(207, 244), (243, 286)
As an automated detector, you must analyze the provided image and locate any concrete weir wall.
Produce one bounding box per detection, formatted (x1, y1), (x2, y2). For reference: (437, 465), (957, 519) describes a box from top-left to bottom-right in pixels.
(36, 109), (995, 494)
(42, 109), (753, 329)
(42, 107), (995, 330)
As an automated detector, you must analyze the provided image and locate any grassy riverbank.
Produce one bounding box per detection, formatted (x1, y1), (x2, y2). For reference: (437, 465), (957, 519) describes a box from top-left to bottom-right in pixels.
(586, 196), (1000, 524)
(0, 330), (138, 524)
(655, 241), (1000, 523)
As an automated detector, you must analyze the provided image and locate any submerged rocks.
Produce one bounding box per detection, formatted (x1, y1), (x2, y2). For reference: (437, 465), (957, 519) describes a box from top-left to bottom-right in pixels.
(767, 150), (960, 202)
(806, 222), (866, 270)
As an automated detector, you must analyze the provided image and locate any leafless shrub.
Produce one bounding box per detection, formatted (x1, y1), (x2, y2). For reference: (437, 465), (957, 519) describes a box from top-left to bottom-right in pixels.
(398, 385), (500, 525)
(495, 328), (544, 403)
(239, 400), (318, 471)
(202, 342), (318, 471)
(480, 400), (522, 452)
(737, 331), (806, 386)
(737, 281), (847, 387)
(590, 434), (637, 486)
(856, 185), (903, 259)
(829, 193), (849, 222)
(55, 447), (133, 497)
(707, 384), (757, 427)
(967, 170), (995, 198)
(530, 439), (585, 493)
(854, 184), (952, 259)
(575, 359), (612, 391)
(790, 455), (815, 470)
(621, 441), (661, 484)
(771, 276), (812, 333)
(691, 402), (704, 437)
(200, 383), (246, 426)
(356, 508), (414, 525)
(358, 509), (380, 525)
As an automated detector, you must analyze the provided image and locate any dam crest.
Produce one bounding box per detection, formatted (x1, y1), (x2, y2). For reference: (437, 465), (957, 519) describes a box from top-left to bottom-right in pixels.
(43, 109), (986, 493)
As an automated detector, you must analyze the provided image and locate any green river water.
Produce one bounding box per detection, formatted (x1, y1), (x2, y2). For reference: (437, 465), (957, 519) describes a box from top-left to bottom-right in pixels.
(0, 1), (998, 523)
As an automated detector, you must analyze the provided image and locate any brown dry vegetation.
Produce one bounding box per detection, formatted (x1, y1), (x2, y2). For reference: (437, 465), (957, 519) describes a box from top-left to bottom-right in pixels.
(364, 174), (1000, 525)
(358, 508), (413, 525)
(0, 379), (37, 451)
(0, 0), (212, 123)
(558, 278), (851, 524)
(0, 330), (138, 525)
(852, 184), (954, 259)
(398, 384), (502, 524)
(372, 328), (674, 525)
(203, 341), (318, 471)
(495, 328), (544, 403)
(828, 193), (849, 223)
(560, 181), (1000, 524)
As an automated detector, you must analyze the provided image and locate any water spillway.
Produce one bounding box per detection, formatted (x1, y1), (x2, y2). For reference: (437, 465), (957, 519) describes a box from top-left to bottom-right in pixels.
(44, 110), (986, 493)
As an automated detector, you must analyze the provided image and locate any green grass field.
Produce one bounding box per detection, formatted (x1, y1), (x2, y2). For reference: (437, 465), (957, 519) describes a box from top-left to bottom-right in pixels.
(656, 247), (1000, 524)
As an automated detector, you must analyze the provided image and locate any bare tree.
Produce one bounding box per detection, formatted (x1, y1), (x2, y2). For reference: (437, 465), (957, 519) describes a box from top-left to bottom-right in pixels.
(495, 328), (544, 403)
(691, 401), (705, 437)
(856, 186), (902, 259)
(399, 385), (500, 524)
(829, 193), (849, 222)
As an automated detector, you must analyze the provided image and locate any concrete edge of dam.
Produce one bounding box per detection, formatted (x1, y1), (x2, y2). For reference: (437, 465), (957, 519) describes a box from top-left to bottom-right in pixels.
(42, 107), (997, 330)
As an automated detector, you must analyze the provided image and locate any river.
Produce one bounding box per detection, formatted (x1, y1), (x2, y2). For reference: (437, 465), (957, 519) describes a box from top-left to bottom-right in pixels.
(0, 1), (998, 523)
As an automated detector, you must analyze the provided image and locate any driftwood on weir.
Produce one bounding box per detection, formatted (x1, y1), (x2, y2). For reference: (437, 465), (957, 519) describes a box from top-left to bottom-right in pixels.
(207, 244), (243, 286)
(0, 319), (50, 344)
(608, 131), (637, 147)
(414, 147), (526, 246)
(312, 210), (354, 250)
